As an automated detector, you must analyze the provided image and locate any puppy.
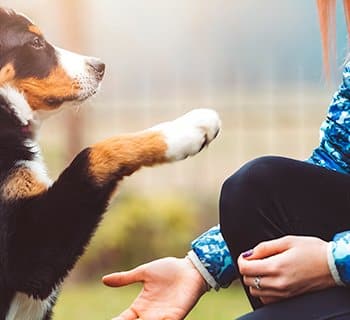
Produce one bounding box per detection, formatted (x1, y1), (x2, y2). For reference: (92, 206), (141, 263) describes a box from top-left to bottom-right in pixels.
(0, 7), (220, 319)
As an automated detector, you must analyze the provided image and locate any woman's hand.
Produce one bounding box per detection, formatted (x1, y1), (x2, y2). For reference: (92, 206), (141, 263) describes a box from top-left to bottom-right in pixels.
(238, 236), (336, 305)
(102, 257), (208, 320)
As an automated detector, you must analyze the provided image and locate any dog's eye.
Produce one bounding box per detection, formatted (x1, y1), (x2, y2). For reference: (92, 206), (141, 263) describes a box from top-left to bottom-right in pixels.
(31, 37), (45, 49)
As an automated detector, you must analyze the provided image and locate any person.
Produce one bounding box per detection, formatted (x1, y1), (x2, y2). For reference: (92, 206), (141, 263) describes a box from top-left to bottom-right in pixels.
(102, 1), (350, 319)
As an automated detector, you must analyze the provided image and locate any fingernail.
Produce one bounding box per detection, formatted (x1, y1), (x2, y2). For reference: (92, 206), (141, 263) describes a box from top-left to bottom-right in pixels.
(242, 249), (254, 258)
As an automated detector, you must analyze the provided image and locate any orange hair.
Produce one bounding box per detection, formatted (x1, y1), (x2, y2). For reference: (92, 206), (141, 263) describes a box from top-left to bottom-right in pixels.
(317, 0), (350, 77)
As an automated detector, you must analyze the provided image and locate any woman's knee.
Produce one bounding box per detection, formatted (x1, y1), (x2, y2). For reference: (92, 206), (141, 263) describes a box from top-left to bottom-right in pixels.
(219, 156), (287, 229)
(220, 156), (282, 204)
(220, 156), (290, 254)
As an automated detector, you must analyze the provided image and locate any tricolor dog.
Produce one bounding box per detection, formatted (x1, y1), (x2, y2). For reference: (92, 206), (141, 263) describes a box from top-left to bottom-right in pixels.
(0, 7), (220, 320)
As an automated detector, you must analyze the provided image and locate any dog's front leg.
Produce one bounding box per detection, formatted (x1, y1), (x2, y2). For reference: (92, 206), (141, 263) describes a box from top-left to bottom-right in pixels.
(88, 108), (220, 187)
(7, 108), (220, 302)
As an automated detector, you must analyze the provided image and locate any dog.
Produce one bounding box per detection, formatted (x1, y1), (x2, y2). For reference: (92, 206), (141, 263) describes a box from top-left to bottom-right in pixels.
(0, 7), (220, 320)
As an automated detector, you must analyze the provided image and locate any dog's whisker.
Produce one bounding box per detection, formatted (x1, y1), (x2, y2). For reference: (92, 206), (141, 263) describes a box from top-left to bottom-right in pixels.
(75, 104), (81, 113)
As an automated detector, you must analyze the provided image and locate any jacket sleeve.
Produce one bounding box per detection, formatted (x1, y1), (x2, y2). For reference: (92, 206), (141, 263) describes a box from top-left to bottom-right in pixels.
(308, 64), (350, 173)
(187, 225), (238, 290)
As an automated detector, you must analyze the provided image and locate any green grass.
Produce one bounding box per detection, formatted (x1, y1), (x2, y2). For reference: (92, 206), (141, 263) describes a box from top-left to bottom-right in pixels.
(54, 282), (251, 319)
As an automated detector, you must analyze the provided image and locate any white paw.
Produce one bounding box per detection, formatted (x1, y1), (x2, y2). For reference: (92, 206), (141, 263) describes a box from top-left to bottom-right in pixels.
(151, 108), (221, 161)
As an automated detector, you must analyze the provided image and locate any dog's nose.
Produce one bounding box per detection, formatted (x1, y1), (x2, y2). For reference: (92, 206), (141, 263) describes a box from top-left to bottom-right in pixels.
(87, 59), (105, 80)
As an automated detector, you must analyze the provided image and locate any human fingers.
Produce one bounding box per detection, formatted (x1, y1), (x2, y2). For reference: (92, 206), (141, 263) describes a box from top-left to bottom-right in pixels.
(237, 237), (298, 276)
(237, 254), (280, 277)
(246, 274), (300, 301)
(248, 285), (288, 299)
(243, 236), (296, 261)
(111, 307), (139, 320)
(103, 266), (145, 287)
(243, 275), (282, 291)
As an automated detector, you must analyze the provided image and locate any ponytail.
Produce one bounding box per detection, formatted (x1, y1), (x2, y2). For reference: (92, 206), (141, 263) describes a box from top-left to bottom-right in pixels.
(316, 0), (337, 78)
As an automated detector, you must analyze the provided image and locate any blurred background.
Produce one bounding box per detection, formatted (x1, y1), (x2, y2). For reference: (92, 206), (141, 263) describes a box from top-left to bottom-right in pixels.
(1, 0), (348, 318)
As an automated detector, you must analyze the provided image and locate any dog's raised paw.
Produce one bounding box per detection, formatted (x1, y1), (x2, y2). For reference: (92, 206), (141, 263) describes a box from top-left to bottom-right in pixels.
(151, 108), (221, 161)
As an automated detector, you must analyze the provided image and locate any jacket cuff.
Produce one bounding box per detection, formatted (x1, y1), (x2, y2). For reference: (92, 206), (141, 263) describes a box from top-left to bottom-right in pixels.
(190, 225), (237, 289)
(187, 250), (219, 291)
(327, 241), (344, 286)
(331, 231), (350, 286)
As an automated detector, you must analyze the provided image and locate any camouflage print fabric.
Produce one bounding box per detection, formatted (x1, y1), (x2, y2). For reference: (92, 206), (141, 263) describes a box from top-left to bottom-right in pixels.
(191, 225), (235, 288)
(191, 64), (350, 288)
(331, 231), (350, 285)
(308, 64), (350, 174)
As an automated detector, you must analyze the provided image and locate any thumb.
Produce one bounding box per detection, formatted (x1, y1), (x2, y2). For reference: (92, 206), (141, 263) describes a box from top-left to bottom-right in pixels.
(102, 266), (145, 287)
(244, 236), (293, 260)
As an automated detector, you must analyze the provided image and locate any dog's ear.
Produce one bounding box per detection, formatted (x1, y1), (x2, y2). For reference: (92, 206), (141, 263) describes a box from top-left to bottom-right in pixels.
(0, 63), (15, 86)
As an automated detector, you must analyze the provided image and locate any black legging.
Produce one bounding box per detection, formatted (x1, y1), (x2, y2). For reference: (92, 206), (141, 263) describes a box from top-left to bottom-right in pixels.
(219, 156), (350, 319)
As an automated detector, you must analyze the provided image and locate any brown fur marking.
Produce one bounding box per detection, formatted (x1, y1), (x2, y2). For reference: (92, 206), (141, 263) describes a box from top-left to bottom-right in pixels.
(0, 63), (15, 86)
(89, 131), (168, 186)
(1, 167), (47, 200)
(28, 25), (43, 36)
(12, 66), (80, 110)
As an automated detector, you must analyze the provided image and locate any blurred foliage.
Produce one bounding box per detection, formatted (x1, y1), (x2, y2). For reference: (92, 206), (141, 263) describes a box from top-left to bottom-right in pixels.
(54, 281), (251, 320)
(75, 193), (201, 278)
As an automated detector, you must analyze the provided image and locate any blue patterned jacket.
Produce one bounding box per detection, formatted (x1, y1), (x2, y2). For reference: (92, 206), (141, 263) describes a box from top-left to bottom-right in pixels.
(188, 63), (350, 289)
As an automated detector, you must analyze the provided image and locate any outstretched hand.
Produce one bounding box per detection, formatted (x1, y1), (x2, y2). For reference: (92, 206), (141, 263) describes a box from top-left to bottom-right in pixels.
(238, 236), (336, 305)
(103, 257), (208, 320)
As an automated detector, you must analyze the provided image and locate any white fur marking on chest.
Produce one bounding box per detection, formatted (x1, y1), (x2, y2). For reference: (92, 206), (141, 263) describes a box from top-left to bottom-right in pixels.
(17, 139), (52, 187)
(0, 86), (34, 126)
(6, 290), (57, 320)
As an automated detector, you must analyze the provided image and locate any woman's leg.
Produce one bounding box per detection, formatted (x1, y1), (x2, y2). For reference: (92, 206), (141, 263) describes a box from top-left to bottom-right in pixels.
(237, 287), (350, 320)
(219, 156), (350, 308)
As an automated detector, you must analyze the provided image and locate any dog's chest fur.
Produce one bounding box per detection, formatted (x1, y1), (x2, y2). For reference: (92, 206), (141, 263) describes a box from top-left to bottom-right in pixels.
(1, 154), (55, 320)
(6, 290), (57, 320)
